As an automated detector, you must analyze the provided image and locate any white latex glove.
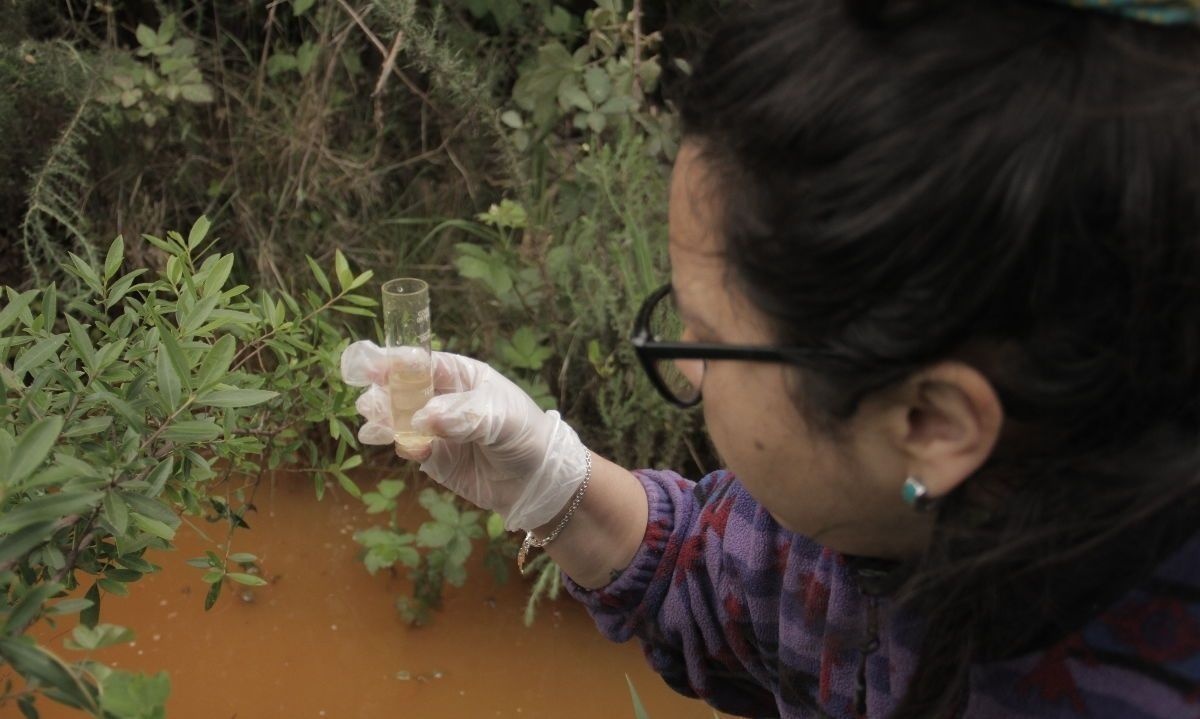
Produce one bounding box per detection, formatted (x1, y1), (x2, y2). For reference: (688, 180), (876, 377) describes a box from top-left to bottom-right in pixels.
(340, 340), (589, 533)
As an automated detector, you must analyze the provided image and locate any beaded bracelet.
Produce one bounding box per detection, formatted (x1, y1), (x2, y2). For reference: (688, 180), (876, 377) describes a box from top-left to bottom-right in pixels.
(516, 450), (593, 573)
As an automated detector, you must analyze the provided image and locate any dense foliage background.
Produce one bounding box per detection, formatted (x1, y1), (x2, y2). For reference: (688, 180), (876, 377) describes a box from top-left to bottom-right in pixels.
(0, 1), (721, 715)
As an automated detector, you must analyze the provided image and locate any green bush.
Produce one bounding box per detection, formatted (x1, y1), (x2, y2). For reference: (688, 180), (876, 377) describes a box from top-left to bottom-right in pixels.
(0, 218), (371, 717)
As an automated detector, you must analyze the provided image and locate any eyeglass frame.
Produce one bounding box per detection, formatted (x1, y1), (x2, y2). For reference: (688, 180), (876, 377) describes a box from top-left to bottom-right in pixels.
(630, 283), (825, 408)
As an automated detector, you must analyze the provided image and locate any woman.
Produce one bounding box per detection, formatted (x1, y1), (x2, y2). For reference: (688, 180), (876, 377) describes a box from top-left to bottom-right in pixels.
(341, 0), (1200, 716)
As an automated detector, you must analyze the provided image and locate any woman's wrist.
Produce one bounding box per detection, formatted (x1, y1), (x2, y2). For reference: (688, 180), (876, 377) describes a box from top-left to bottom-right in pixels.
(540, 452), (648, 589)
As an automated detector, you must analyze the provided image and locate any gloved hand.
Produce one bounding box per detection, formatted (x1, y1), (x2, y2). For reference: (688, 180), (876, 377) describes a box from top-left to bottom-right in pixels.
(340, 340), (589, 532)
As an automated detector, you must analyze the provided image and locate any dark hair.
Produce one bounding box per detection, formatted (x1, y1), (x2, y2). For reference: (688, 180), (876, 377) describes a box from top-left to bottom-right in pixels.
(680, 0), (1200, 715)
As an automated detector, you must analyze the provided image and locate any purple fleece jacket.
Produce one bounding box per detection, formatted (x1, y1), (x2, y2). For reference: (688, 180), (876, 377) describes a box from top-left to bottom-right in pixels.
(564, 469), (1200, 718)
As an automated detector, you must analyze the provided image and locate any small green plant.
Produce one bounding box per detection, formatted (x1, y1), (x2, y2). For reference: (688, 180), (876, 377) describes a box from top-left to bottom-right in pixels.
(354, 484), (511, 626)
(96, 15), (214, 128)
(507, 0), (676, 156)
(0, 217), (371, 717)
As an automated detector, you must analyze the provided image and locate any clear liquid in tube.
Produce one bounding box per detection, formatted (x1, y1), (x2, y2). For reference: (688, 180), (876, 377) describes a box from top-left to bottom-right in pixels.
(389, 362), (435, 453)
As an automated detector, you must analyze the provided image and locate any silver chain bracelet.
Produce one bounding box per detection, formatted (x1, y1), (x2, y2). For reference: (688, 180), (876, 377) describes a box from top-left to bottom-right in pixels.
(516, 450), (592, 574)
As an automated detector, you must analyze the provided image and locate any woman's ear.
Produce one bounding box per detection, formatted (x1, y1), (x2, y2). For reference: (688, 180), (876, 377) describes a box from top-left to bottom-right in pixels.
(890, 362), (1004, 498)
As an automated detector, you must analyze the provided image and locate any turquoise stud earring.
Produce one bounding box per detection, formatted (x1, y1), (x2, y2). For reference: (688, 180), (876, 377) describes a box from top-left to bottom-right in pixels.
(901, 476), (937, 512)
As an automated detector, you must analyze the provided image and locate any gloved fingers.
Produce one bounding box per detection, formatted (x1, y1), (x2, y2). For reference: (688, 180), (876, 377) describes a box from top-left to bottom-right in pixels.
(358, 421), (395, 445)
(355, 385), (391, 424)
(340, 340), (389, 387)
(411, 390), (500, 445)
(431, 351), (492, 393)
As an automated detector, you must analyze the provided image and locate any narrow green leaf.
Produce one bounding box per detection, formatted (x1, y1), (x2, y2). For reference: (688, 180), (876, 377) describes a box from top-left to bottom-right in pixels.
(627, 675), (651, 719)
(81, 583), (100, 628)
(335, 471), (361, 499)
(228, 552), (257, 563)
(0, 638), (97, 711)
(49, 453), (97, 479)
(39, 284), (56, 331)
(348, 269), (373, 292)
(64, 316), (96, 374)
(121, 493), (180, 530)
(131, 513), (176, 540)
(180, 294), (219, 337)
(3, 582), (62, 634)
(156, 348), (181, 409)
(0, 289), (38, 335)
(154, 322), (192, 390)
(187, 215), (211, 250)
(202, 253), (234, 297)
(98, 578), (129, 597)
(0, 491), (103, 535)
(0, 520), (56, 565)
(94, 338), (128, 373)
(14, 335), (66, 376)
(204, 578), (222, 610)
(226, 572), (267, 587)
(48, 598), (94, 616)
(93, 390), (142, 429)
(144, 457), (174, 497)
(341, 294), (378, 307)
(293, 0), (316, 15)
(306, 256), (332, 296)
(103, 492), (129, 535)
(6, 416), (64, 486)
(334, 250), (353, 291)
(62, 415), (113, 439)
(194, 389), (278, 408)
(331, 305), (375, 317)
(104, 236), (125, 282)
(161, 420), (221, 443)
(105, 269), (147, 309)
(0, 430), (12, 473)
(196, 335), (236, 390)
(66, 253), (103, 295)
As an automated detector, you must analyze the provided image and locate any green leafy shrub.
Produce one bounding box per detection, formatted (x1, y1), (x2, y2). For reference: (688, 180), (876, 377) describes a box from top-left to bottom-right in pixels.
(95, 14), (214, 128)
(0, 218), (372, 717)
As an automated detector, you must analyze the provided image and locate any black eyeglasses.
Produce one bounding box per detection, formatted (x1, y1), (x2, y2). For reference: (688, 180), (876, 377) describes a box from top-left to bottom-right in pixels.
(630, 283), (818, 408)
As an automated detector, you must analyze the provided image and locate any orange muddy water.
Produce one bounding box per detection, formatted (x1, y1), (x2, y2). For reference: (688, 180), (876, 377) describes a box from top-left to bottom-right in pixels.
(29, 472), (718, 719)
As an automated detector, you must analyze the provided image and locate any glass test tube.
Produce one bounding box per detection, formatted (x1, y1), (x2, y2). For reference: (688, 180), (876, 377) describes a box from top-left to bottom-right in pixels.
(381, 278), (435, 452)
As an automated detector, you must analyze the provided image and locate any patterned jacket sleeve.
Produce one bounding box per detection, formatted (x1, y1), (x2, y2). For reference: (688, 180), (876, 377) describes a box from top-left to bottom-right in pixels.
(563, 468), (831, 717)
